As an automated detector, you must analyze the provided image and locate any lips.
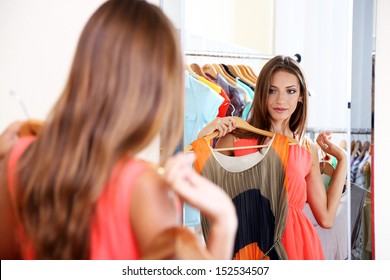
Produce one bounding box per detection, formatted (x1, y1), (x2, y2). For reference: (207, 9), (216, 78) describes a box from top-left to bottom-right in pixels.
(273, 107), (287, 113)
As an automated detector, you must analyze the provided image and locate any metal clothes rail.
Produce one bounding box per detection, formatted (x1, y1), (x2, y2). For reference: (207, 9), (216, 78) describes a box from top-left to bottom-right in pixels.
(184, 51), (302, 62)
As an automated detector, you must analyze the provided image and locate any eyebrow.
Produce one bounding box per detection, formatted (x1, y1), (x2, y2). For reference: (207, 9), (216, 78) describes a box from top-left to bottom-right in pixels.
(270, 85), (297, 88)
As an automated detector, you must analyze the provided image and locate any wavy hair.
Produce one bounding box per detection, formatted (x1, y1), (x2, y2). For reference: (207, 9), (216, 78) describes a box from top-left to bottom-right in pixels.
(16, 0), (184, 259)
(236, 55), (308, 144)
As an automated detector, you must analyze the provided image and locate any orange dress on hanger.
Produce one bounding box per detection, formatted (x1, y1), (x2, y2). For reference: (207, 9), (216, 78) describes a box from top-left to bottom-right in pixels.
(192, 134), (290, 260)
(234, 138), (324, 260)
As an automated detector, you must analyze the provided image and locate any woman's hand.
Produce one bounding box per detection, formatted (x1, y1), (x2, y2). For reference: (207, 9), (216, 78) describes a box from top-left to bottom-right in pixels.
(197, 117), (236, 139)
(164, 152), (236, 224)
(0, 121), (23, 160)
(164, 152), (237, 259)
(316, 131), (347, 162)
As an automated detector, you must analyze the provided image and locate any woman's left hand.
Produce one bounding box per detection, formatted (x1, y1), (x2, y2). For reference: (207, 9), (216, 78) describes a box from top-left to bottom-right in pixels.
(316, 131), (347, 162)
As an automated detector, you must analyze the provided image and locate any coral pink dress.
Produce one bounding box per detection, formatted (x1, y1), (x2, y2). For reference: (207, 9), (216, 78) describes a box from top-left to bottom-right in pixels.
(8, 136), (148, 259)
(234, 137), (324, 260)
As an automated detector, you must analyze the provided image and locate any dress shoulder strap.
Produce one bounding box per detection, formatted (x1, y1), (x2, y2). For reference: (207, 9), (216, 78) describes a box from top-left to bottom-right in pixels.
(8, 136), (35, 196)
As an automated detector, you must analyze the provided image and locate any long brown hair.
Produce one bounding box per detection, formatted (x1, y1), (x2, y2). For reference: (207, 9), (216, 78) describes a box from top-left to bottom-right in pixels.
(16, 0), (184, 259)
(236, 55), (308, 144)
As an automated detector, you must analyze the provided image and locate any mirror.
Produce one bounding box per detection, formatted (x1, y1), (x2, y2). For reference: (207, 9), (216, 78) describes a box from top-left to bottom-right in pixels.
(162, 0), (363, 260)
(350, 0), (375, 260)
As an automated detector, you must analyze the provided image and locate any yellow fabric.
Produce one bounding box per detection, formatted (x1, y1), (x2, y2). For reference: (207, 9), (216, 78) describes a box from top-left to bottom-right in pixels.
(198, 76), (221, 94)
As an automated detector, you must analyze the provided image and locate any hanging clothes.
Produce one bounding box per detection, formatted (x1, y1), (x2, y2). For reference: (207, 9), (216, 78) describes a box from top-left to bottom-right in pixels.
(191, 134), (290, 260)
(183, 71), (224, 147)
(183, 71), (224, 231)
(214, 74), (246, 117)
(303, 191), (348, 260)
(198, 76), (231, 118)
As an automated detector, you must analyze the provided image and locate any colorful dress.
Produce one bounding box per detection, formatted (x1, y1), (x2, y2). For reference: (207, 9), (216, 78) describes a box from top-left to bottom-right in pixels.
(191, 134), (290, 259)
(233, 137), (324, 259)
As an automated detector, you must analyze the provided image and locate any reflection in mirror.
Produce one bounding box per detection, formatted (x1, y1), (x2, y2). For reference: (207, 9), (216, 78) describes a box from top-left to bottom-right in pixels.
(350, 0), (375, 260)
(162, 0), (353, 260)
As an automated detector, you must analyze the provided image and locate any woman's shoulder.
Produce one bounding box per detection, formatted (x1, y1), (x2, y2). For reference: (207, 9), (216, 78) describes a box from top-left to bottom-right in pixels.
(118, 157), (163, 185)
(119, 158), (170, 194)
(299, 136), (315, 153)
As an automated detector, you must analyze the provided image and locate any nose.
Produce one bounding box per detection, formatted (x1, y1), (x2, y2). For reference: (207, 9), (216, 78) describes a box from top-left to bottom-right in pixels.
(276, 92), (285, 104)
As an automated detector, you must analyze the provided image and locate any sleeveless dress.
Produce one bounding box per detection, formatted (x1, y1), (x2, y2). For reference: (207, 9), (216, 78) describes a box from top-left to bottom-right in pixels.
(191, 133), (290, 260)
(8, 136), (148, 259)
(234, 137), (324, 259)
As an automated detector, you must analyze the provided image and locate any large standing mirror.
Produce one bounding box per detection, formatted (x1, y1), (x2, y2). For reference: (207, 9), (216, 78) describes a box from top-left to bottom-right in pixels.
(162, 0), (366, 260)
(350, 0), (375, 260)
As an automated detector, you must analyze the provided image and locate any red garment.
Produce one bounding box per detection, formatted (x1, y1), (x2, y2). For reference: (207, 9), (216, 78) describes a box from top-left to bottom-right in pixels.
(205, 76), (231, 117)
(8, 137), (148, 259)
(234, 138), (324, 260)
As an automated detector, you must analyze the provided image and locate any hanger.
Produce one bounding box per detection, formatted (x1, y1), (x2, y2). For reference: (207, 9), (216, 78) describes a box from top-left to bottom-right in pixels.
(184, 116), (298, 152)
(320, 161), (334, 177)
(244, 65), (259, 80)
(19, 119), (43, 136)
(319, 158), (347, 186)
(190, 63), (207, 78)
(212, 63), (237, 86)
(227, 65), (255, 87)
(226, 64), (242, 78)
(202, 64), (218, 80)
(237, 65), (257, 84)
(185, 63), (200, 79)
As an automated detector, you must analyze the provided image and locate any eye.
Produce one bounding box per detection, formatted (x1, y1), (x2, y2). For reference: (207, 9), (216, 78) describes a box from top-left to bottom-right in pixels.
(268, 88), (277, 94)
(287, 89), (297, 94)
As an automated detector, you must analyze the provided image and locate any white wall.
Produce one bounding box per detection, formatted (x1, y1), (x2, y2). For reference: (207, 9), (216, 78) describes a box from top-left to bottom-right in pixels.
(274, 0), (352, 131)
(0, 0), (161, 164)
(182, 0), (274, 78)
(0, 0), (106, 131)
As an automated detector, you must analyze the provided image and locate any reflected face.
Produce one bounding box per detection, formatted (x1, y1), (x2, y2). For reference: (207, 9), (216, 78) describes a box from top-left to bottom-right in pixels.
(267, 70), (302, 126)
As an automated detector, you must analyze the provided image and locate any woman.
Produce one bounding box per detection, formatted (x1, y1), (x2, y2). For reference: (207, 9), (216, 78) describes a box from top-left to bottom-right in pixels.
(198, 55), (347, 259)
(0, 0), (237, 260)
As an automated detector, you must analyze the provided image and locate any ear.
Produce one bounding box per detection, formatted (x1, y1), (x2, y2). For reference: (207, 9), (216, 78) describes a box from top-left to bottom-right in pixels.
(298, 96), (303, 103)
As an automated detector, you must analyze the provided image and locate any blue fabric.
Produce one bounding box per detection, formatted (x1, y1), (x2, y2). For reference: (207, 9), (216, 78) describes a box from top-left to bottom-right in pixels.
(183, 203), (201, 227)
(236, 79), (254, 100)
(184, 71), (223, 147)
(183, 71), (223, 227)
(242, 101), (252, 121)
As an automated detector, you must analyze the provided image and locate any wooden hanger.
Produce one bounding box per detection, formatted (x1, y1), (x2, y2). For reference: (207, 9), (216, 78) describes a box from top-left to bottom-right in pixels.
(320, 161), (334, 177)
(226, 64), (241, 78)
(243, 65), (258, 80)
(212, 63), (236, 86)
(184, 116), (298, 152)
(19, 119), (43, 136)
(232, 117), (297, 143)
(227, 65), (255, 88)
(185, 63), (200, 79)
(202, 64), (218, 80)
(319, 159), (347, 186)
(190, 63), (207, 78)
(237, 65), (257, 84)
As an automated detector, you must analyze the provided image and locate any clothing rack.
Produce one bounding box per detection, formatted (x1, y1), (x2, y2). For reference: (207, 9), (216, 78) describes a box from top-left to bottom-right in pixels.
(306, 128), (348, 134)
(184, 51), (302, 63)
(306, 128), (348, 141)
(351, 128), (371, 134)
(306, 128), (372, 143)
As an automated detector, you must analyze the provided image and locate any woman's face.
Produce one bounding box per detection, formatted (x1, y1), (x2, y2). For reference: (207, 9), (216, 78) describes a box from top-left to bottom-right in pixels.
(267, 70), (302, 126)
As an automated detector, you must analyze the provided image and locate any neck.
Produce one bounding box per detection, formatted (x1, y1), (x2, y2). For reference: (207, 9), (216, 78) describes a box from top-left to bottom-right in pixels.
(271, 123), (295, 138)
